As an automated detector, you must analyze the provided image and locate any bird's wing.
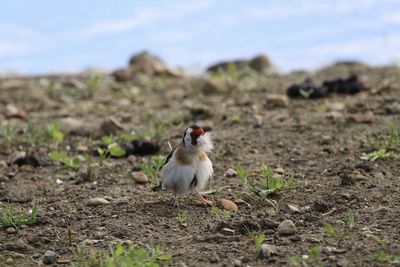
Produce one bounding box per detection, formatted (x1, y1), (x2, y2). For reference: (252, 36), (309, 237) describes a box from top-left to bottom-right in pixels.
(152, 145), (177, 192)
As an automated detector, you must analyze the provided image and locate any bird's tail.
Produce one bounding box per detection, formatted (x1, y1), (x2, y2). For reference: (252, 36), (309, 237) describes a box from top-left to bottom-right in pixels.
(151, 183), (163, 191)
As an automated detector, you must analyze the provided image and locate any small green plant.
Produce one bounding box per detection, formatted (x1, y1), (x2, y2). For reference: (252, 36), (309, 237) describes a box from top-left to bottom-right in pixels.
(45, 122), (64, 145)
(138, 155), (165, 180)
(361, 121), (400, 161)
(289, 246), (323, 267)
(73, 244), (171, 267)
(227, 114), (241, 124)
(374, 251), (398, 263)
(345, 214), (356, 230)
(254, 233), (265, 254)
(0, 124), (18, 143)
(107, 143), (126, 157)
(176, 210), (188, 225)
(50, 151), (83, 168)
(236, 163), (249, 183)
(25, 121), (42, 145)
(97, 139), (126, 163)
(362, 226), (387, 244)
(0, 204), (38, 227)
(210, 206), (233, 219)
(86, 74), (100, 97)
(323, 223), (336, 237)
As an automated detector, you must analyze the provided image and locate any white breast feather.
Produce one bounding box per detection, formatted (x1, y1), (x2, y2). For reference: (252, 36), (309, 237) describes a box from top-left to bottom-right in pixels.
(160, 152), (213, 194)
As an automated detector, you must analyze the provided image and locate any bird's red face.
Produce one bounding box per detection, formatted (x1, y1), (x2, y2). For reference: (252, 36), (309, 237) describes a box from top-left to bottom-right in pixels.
(190, 127), (205, 145)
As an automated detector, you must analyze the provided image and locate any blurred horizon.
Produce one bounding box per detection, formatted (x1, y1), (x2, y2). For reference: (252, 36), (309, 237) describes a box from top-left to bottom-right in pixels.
(1, 0), (399, 75)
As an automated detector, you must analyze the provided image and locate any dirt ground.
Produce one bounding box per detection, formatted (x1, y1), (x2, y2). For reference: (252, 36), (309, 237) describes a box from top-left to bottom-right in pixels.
(0, 59), (400, 267)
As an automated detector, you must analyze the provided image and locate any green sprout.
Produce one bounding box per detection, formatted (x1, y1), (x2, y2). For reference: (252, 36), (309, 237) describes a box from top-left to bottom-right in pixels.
(0, 204), (38, 227)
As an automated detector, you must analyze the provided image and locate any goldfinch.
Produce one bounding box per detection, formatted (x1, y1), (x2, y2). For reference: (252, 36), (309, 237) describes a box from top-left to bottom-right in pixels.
(154, 125), (214, 206)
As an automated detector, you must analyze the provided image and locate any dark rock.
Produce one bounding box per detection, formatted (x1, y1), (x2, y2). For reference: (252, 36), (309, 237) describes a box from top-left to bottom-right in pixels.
(340, 173), (356, 186)
(287, 79), (328, 99)
(323, 75), (366, 94)
(260, 219), (279, 229)
(312, 199), (331, 213)
(277, 220), (297, 235)
(11, 152), (40, 168)
(43, 250), (57, 265)
(249, 54), (271, 72)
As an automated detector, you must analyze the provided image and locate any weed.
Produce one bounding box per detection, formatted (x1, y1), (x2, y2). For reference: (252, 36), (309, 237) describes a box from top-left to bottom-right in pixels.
(50, 151), (83, 168)
(254, 233), (265, 254)
(362, 226), (387, 244)
(345, 214), (356, 230)
(0, 124), (18, 143)
(138, 155), (165, 180)
(324, 223), (336, 237)
(361, 121), (400, 161)
(210, 206), (233, 219)
(25, 121), (42, 145)
(227, 114), (241, 124)
(86, 74), (100, 97)
(73, 244), (171, 267)
(45, 122), (64, 145)
(176, 210), (188, 225)
(374, 251), (398, 263)
(0, 204), (38, 227)
(289, 245), (323, 267)
(236, 163), (249, 183)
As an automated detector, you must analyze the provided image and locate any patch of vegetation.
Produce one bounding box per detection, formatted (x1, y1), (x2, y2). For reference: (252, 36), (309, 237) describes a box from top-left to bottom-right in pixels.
(138, 155), (165, 180)
(210, 206), (233, 219)
(227, 114), (241, 124)
(97, 136), (126, 163)
(362, 226), (387, 244)
(0, 204), (38, 227)
(50, 151), (84, 168)
(73, 244), (171, 267)
(0, 123), (18, 143)
(86, 74), (101, 98)
(121, 125), (165, 142)
(254, 233), (265, 254)
(240, 164), (302, 202)
(374, 251), (398, 264)
(289, 245), (323, 267)
(45, 122), (64, 145)
(176, 210), (188, 225)
(361, 121), (400, 161)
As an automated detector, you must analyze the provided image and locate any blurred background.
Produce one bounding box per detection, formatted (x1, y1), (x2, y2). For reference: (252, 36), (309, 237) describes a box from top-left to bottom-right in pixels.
(0, 0), (399, 75)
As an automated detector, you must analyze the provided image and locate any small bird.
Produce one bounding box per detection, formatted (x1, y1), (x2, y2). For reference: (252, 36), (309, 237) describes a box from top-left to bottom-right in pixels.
(153, 125), (214, 206)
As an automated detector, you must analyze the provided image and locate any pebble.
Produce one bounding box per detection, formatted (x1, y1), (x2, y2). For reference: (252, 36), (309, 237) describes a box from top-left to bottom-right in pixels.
(277, 220), (297, 235)
(218, 198), (238, 212)
(233, 259), (242, 267)
(274, 167), (285, 174)
(288, 204), (300, 213)
(5, 257), (13, 264)
(223, 168), (237, 178)
(100, 117), (124, 135)
(312, 199), (331, 213)
(131, 171), (149, 183)
(265, 94), (289, 107)
(6, 227), (16, 234)
(87, 197), (110, 206)
(257, 243), (270, 259)
(43, 250), (57, 265)
(209, 252), (220, 263)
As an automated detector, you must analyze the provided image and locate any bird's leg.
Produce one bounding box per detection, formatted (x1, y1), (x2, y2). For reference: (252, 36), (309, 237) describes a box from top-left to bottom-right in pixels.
(173, 193), (180, 208)
(195, 191), (213, 206)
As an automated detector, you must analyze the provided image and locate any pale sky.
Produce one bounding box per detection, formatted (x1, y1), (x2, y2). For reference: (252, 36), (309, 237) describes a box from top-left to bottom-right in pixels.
(0, 0), (399, 74)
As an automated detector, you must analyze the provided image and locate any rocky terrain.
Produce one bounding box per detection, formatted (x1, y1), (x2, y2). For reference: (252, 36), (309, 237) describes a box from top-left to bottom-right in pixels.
(0, 51), (399, 266)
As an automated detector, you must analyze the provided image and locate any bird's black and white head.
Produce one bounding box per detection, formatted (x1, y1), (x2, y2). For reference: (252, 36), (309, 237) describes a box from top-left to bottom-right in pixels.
(182, 125), (213, 152)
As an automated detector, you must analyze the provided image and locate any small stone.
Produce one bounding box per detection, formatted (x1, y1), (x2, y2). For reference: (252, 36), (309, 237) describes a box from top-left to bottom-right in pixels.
(5, 104), (26, 119)
(257, 244), (277, 259)
(312, 199), (331, 213)
(100, 117), (124, 135)
(224, 168), (237, 178)
(43, 250), (57, 265)
(351, 170), (367, 181)
(59, 117), (89, 136)
(6, 227), (16, 234)
(265, 94), (289, 107)
(326, 102), (345, 112)
(221, 227), (235, 235)
(321, 135), (332, 145)
(56, 178), (63, 185)
(78, 164), (100, 182)
(209, 252), (220, 263)
(127, 155), (137, 164)
(233, 259), (242, 267)
(5, 257), (13, 264)
(288, 204), (300, 213)
(218, 198), (238, 212)
(131, 171), (149, 183)
(277, 220), (297, 235)
(347, 111), (376, 123)
(88, 197), (110, 206)
(274, 167), (285, 174)
(253, 114), (263, 128)
(202, 77), (233, 94)
(340, 193), (351, 200)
